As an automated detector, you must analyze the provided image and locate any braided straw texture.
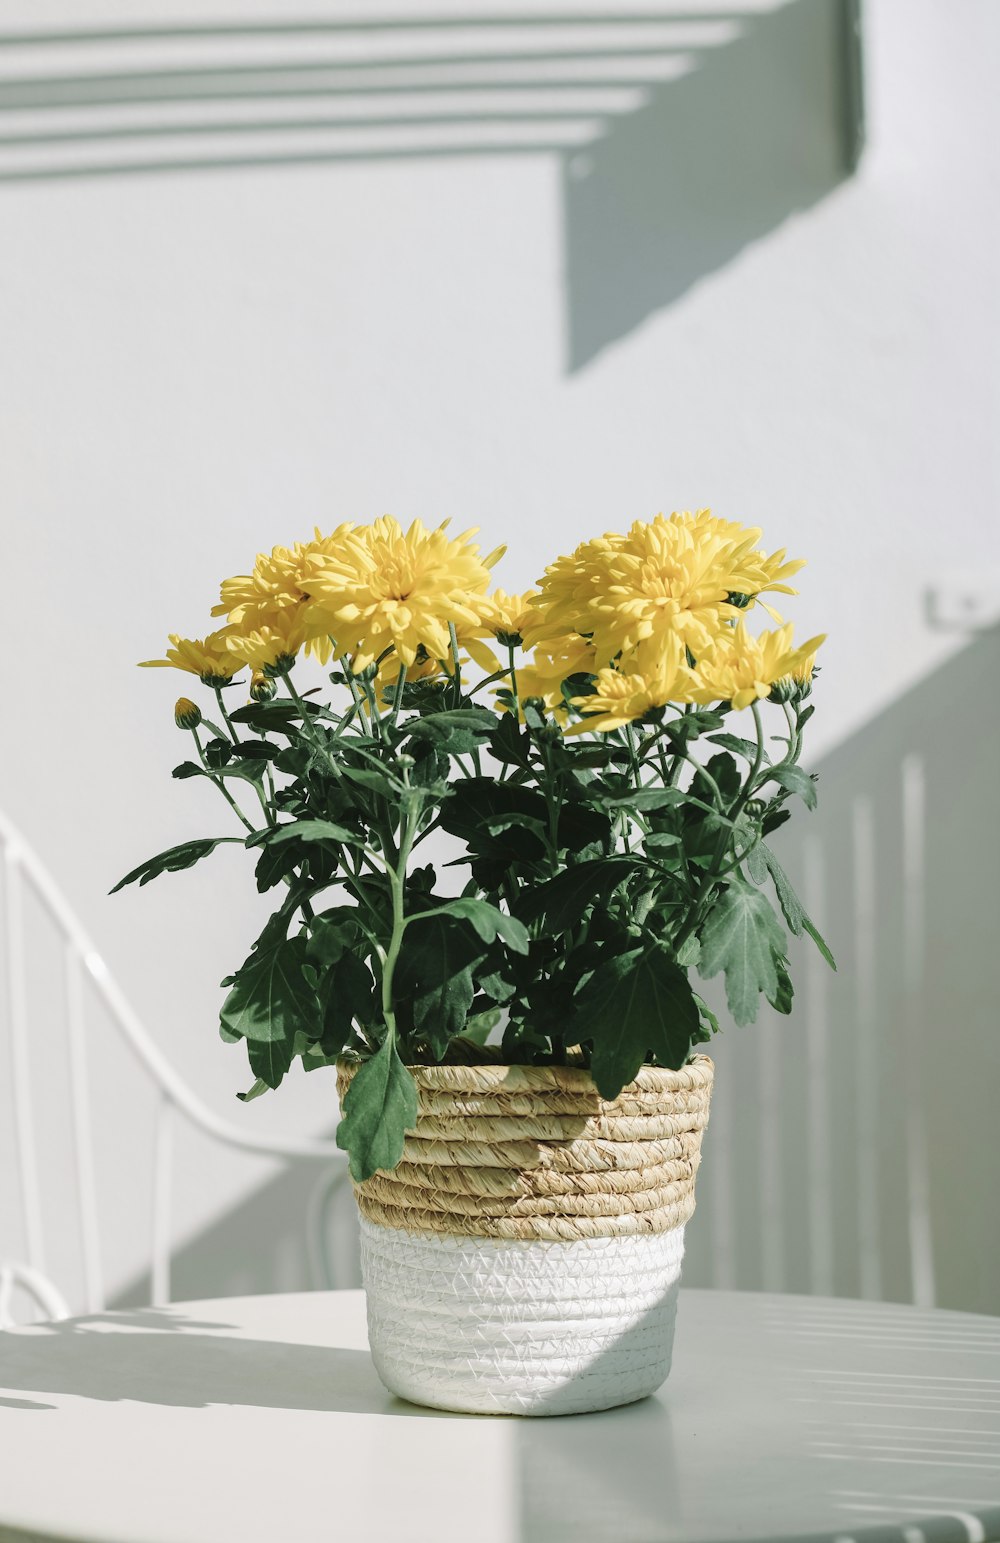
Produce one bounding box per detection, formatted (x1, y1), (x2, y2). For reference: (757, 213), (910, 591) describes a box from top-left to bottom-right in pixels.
(337, 1055), (714, 1241)
(359, 1216), (686, 1415)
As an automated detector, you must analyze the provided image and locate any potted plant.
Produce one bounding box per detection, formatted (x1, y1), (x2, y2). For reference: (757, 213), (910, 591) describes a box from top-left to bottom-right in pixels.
(119, 510), (833, 1416)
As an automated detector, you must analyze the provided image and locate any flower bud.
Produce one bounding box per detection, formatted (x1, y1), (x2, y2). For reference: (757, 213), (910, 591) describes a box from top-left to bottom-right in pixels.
(249, 671), (277, 703)
(174, 697), (202, 730)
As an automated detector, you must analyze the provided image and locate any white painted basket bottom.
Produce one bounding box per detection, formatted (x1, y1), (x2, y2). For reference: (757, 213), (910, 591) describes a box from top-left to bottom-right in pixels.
(359, 1216), (686, 1416)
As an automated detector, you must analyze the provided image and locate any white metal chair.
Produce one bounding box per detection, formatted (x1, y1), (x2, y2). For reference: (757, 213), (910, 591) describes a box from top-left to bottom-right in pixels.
(0, 806), (348, 1327)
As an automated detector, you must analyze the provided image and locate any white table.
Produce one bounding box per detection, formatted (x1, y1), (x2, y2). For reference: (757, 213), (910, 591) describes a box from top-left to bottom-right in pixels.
(0, 1288), (998, 1543)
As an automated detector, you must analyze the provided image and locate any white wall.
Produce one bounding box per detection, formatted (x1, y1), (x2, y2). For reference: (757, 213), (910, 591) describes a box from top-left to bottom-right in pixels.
(1, 0), (998, 1304)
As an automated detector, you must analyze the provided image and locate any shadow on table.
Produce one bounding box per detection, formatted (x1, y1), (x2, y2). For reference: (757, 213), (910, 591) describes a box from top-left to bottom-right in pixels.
(0, 1306), (447, 1417)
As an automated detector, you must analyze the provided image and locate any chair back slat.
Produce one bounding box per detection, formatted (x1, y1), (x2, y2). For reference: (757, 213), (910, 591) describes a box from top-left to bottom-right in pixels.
(0, 1261), (69, 1329)
(3, 845), (46, 1275)
(150, 1094), (174, 1306)
(901, 752), (936, 1309)
(65, 940), (105, 1313)
(804, 833), (835, 1298)
(850, 793), (883, 1301)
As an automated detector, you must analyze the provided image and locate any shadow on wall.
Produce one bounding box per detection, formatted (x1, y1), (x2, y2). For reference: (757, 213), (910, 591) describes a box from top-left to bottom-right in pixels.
(113, 1154), (360, 1310)
(564, 0), (863, 366)
(683, 625), (1000, 1317)
(0, 2), (863, 369)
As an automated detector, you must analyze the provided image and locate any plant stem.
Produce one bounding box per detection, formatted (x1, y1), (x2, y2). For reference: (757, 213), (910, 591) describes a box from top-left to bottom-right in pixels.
(389, 663), (408, 729)
(191, 728), (256, 835)
(213, 685), (239, 742)
(507, 643), (520, 720)
(448, 623), (462, 708)
(380, 796), (417, 1048)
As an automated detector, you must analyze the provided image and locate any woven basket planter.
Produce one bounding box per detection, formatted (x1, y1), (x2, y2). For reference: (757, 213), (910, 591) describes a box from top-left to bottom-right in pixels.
(337, 1054), (714, 1416)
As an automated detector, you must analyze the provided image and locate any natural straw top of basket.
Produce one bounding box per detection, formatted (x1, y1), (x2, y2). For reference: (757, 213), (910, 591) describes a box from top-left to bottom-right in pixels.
(337, 1055), (714, 1243)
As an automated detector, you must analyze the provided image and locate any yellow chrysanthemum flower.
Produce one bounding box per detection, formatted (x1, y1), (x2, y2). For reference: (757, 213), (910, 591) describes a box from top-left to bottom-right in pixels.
(789, 648), (819, 683)
(533, 510), (805, 660)
(697, 622), (825, 711)
(227, 608), (311, 677)
(515, 632), (599, 714)
(303, 517), (504, 673)
(214, 527), (361, 667)
(173, 697), (202, 730)
(566, 636), (707, 734)
(139, 629), (240, 685)
(479, 589), (543, 646)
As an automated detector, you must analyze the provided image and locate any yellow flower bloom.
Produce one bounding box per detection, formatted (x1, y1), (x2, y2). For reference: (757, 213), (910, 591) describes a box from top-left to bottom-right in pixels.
(566, 636), (706, 734)
(515, 632), (599, 714)
(480, 589), (543, 645)
(789, 648), (819, 683)
(227, 608), (310, 676)
(533, 510), (805, 659)
(304, 517), (503, 672)
(213, 526), (357, 667)
(139, 629), (240, 685)
(697, 622), (825, 711)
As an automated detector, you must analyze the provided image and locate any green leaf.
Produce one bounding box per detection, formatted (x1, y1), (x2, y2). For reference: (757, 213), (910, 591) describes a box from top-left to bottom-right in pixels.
(230, 739), (281, 762)
(515, 857), (636, 933)
(757, 845), (804, 930)
(173, 757), (267, 786)
(110, 837), (239, 893)
(395, 914), (486, 1054)
(236, 1077), (269, 1103)
(321, 951), (375, 1041)
(254, 840), (300, 894)
(220, 933), (319, 1043)
(460, 1007), (502, 1046)
(404, 708), (498, 754)
(575, 944), (700, 1099)
(247, 1027), (295, 1089)
(763, 763), (818, 810)
(693, 751), (742, 806)
(228, 701), (303, 736)
(340, 764), (404, 796)
(306, 910), (359, 967)
(803, 917), (837, 971)
(273, 744), (312, 778)
(423, 899), (529, 955)
(676, 934), (701, 967)
(599, 788), (685, 811)
(643, 831), (682, 851)
(762, 806), (791, 836)
(246, 818), (361, 851)
(745, 842), (768, 885)
(439, 779), (549, 861)
(664, 709), (725, 747)
(692, 991), (720, 1038)
(698, 881), (787, 1027)
(204, 736), (232, 768)
(336, 1037), (418, 1182)
(768, 955), (794, 1015)
(707, 732), (770, 765)
(758, 844), (837, 970)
